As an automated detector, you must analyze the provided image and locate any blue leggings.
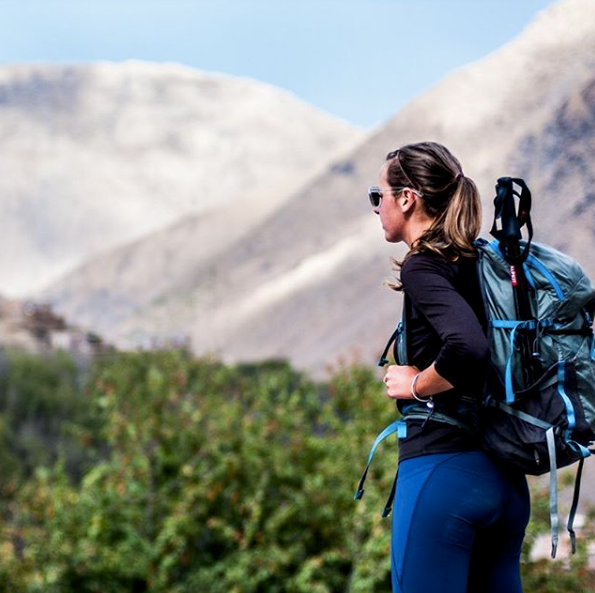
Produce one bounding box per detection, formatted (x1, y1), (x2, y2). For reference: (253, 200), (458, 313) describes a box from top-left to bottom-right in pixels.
(391, 451), (530, 593)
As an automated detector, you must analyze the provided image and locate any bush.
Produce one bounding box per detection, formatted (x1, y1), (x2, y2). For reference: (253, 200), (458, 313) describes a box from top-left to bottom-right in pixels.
(0, 347), (97, 495)
(2, 352), (396, 592)
(1, 349), (593, 592)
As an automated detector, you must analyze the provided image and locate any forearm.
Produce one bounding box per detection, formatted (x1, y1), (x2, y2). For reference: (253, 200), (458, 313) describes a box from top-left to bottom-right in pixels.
(412, 363), (454, 399)
(383, 362), (454, 400)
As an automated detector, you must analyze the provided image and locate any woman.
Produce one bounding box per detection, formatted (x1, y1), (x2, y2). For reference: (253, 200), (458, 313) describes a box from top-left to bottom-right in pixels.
(370, 142), (530, 593)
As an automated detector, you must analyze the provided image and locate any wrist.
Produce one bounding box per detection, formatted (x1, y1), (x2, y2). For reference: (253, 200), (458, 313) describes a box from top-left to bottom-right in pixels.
(410, 372), (433, 403)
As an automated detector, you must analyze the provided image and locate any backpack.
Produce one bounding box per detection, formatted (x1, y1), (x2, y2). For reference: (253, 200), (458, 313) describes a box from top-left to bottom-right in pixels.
(355, 178), (595, 558)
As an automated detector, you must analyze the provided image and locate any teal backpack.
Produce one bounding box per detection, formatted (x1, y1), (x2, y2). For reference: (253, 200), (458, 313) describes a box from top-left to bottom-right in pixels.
(355, 178), (595, 557)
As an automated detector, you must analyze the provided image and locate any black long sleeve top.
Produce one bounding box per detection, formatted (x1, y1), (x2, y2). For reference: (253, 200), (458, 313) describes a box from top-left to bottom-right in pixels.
(396, 250), (490, 462)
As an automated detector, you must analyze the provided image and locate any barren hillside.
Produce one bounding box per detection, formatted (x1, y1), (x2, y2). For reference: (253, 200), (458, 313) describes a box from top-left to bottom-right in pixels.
(0, 61), (361, 295)
(42, 0), (595, 377)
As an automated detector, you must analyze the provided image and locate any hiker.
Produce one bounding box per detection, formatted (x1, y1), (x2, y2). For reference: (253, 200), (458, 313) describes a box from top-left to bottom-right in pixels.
(370, 142), (531, 593)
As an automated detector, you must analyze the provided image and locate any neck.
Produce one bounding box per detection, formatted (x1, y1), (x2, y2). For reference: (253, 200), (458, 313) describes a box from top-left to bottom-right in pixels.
(403, 218), (434, 249)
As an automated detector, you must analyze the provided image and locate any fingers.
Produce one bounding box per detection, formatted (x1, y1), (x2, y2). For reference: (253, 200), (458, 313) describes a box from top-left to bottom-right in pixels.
(383, 365), (415, 399)
(383, 365), (398, 384)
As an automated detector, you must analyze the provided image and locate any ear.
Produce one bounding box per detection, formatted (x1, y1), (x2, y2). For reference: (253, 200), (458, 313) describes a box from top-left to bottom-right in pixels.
(400, 189), (418, 212)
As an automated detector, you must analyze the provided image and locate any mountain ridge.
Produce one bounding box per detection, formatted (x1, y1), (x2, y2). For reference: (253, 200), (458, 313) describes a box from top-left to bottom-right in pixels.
(0, 60), (362, 295)
(41, 0), (595, 375)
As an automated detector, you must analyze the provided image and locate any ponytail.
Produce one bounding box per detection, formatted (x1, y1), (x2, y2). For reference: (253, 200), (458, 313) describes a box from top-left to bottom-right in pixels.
(384, 142), (483, 291)
(417, 175), (482, 258)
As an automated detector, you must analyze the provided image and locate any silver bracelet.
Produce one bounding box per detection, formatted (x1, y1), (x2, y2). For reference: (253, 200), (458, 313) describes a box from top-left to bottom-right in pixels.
(410, 373), (433, 403)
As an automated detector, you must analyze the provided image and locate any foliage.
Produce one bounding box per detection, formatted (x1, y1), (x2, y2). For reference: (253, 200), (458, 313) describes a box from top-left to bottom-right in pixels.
(1, 351), (396, 592)
(0, 348), (594, 592)
(0, 347), (97, 500)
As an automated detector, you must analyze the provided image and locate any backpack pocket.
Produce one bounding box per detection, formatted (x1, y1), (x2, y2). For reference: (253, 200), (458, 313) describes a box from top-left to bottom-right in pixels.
(480, 362), (590, 475)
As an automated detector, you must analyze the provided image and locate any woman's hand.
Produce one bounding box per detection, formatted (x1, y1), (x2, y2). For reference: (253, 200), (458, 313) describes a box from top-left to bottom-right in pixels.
(382, 364), (420, 399)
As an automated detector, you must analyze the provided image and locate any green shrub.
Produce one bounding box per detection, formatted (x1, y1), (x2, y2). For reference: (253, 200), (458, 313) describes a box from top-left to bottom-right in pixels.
(1, 349), (593, 592)
(0, 348), (97, 494)
(3, 352), (396, 592)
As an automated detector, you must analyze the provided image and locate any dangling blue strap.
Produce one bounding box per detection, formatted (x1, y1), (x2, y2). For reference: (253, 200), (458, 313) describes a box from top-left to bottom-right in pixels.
(591, 333), (595, 362)
(354, 420), (407, 501)
(546, 427), (559, 558)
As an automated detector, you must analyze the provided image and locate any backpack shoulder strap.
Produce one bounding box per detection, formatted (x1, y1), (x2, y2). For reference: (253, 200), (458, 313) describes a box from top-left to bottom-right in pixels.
(378, 292), (409, 367)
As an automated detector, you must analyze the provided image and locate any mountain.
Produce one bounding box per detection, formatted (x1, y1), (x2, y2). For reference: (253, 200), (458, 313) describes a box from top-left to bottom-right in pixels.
(0, 61), (362, 296)
(43, 0), (595, 376)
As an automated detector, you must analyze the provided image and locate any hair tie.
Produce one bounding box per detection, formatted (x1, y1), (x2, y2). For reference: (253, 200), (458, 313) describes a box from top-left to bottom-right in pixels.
(456, 172), (465, 183)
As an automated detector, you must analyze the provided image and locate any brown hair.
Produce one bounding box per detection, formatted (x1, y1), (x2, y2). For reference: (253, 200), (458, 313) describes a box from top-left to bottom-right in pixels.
(385, 141), (482, 290)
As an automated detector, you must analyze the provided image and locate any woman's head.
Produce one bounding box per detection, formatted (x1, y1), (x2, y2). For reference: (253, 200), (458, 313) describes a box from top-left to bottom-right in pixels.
(374, 141), (482, 260)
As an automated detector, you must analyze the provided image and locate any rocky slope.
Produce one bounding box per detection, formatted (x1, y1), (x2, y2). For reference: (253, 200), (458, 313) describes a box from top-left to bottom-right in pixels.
(42, 0), (595, 377)
(0, 61), (361, 295)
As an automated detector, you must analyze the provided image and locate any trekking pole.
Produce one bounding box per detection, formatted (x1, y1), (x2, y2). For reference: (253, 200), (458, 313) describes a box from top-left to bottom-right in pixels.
(490, 177), (537, 388)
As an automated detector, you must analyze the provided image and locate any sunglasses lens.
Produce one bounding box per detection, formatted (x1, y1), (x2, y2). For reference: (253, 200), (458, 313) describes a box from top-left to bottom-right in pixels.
(368, 187), (381, 207)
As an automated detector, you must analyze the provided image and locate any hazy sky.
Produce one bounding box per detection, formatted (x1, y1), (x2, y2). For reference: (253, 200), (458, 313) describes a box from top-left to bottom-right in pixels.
(2, 0), (557, 127)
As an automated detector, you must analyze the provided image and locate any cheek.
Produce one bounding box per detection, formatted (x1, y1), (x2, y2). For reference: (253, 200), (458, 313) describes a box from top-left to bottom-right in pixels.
(381, 204), (398, 226)
(384, 210), (404, 241)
